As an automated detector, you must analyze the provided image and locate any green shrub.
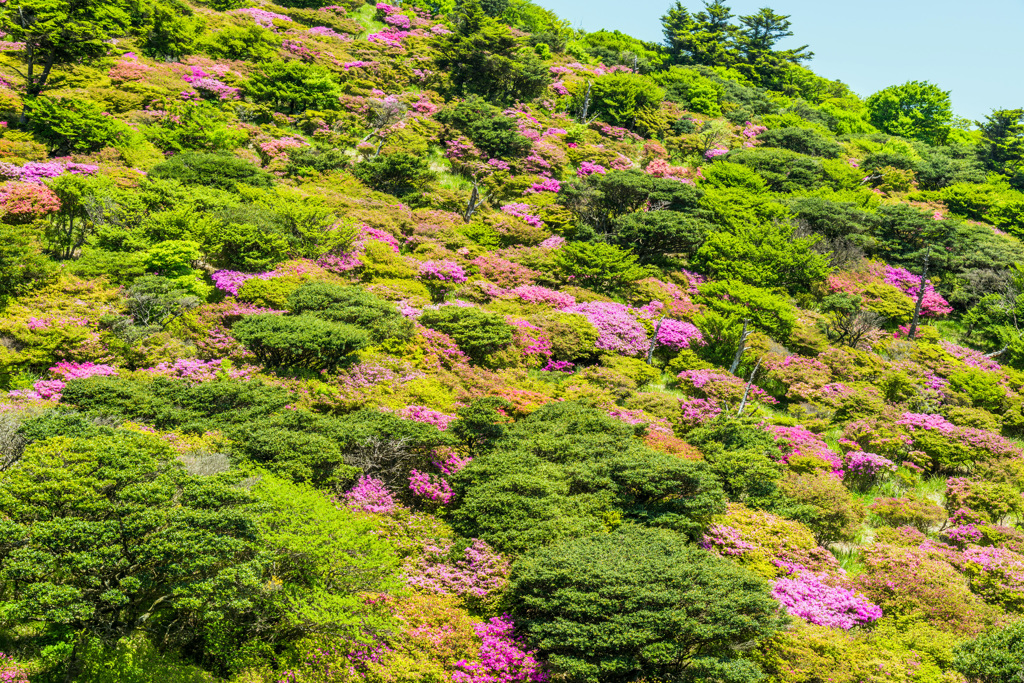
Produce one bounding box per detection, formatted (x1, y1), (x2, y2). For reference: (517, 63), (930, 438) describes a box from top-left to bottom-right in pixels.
(201, 24), (279, 61)
(527, 312), (600, 362)
(149, 152), (273, 191)
(554, 241), (647, 294)
(610, 210), (710, 262)
(510, 525), (785, 683)
(352, 153), (436, 196)
(781, 472), (865, 545)
(727, 147), (825, 193)
(29, 95), (122, 154)
(237, 275), (306, 309)
(143, 102), (249, 152)
(247, 60), (341, 114)
(57, 377), (291, 432)
(418, 306), (515, 365)
(436, 98), (533, 159)
(868, 496), (948, 532)
(287, 282), (413, 343)
(231, 313), (367, 372)
(757, 127), (844, 159)
(451, 402), (726, 554)
(953, 620), (1024, 682)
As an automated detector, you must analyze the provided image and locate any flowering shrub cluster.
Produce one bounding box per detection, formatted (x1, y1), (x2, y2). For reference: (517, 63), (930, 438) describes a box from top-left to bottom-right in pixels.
(563, 302), (648, 356)
(453, 616), (548, 683)
(405, 539), (510, 602)
(343, 476), (397, 514)
(772, 573), (882, 629)
(883, 266), (953, 316)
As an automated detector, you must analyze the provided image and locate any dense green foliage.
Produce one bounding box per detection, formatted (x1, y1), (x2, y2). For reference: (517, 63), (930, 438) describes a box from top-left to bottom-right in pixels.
(0, 0), (1022, 681)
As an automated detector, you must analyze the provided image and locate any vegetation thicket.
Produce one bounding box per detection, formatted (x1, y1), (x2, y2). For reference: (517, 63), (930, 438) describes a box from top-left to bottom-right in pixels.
(0, 0), (1021, 681)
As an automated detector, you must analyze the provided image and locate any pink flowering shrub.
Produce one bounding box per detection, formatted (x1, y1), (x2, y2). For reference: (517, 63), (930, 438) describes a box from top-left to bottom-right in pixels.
(537, 236), (565, 250)
(0, 181), (61, 223)
(418, 260), (468, 284)
(472, 256), (539, 288)
(10, 361), (117, 401)
(764, 424), (842, 475)
(675, 368), (778, 406)
(654, 318), (704, 349)
(0, 653), (29, 683)
(884, 266), (953, 317)
(507, 286), (573, 307)
(524, 178), (561, 194)
(142, 358), (257, 383)
(0, 161), (99, 183)
(842, 450), (896, 490)
(772, 573), (882, 630)
(678, 397), (722, 429)
(705, 148), (729, 159)
(405, 539), (510, 604)
(453, 616), (548, 683)
(234, 7), (291, 28)
(562, 301), (648, 356)
(701, 504), (841, 580)
(397, 405), (456, 431)
(409, 469), (454, 504)
(500, 203), (543, 228)
(576, 161), (606, 177)
(343, 476), (397, 514)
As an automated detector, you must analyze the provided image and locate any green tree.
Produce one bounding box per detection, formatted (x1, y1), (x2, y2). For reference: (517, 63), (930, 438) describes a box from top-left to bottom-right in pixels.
(610, 210), (711, 262)
(0, 430), (262, 677)
(734, 7), (811, 86)
(28, 95), (122, 154)
(418, 306), (515, 365)
(574, 73), (665, 130)
(250, 475), (399, 640)
(287, 282), (413, 343)
(978, 108), (1024, 190)
(662, 1), (739, 67)
(953, 619), (1024, 683)
(132, 0), (205, 59)
(231, 314), (368, 372)
(865, 81), (954, 145)
(45, 173), (115, 260)
(434, 0), (550, 104)
(554, 241), (648, 294)
(661, 2), (694, 65)
(0, 0), (130, 115)
(246, 60), (341, 114)
(509, 526), (785, 683)
(149, 151), (274, 191)
(352, 153), (436, 197)
(451, 402), (725, 554)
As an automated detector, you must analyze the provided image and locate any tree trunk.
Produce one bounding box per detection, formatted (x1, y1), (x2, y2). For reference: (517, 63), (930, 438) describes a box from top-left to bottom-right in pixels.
(646, 317), (664, 365)
(729, 319), (750, 375)
(908, 250), (930, 340)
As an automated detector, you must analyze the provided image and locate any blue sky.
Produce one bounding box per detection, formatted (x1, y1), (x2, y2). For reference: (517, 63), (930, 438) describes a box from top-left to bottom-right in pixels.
(534, 0), (1022, 124)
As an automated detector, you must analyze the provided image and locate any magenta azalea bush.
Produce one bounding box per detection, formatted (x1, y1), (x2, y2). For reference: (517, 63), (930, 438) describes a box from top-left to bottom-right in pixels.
(771, 572), (882, 629)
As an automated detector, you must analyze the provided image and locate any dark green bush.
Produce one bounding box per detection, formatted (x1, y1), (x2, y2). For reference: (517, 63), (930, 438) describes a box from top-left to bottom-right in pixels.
(436, 98), (533, 159)
(246, 60), (341, 114)
(509, 526), (785, 683)
(287, 282), (413, 343)
(418, 306), (515, 364)
(352, 153), (436, 196)
(451, 402), (725, 553)
(58, 377), (291, 432)
(231, 313), (367, 372)
(727, 147), (825, 193)
(756, 126), (844, 159)
(610, 210), (710, 262)
(150, 152), (273, 191)
(29, 96), (121, 154)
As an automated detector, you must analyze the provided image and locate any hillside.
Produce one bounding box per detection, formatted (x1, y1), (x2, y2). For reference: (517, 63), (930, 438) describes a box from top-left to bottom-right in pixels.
(0, 0), (1023, 680)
